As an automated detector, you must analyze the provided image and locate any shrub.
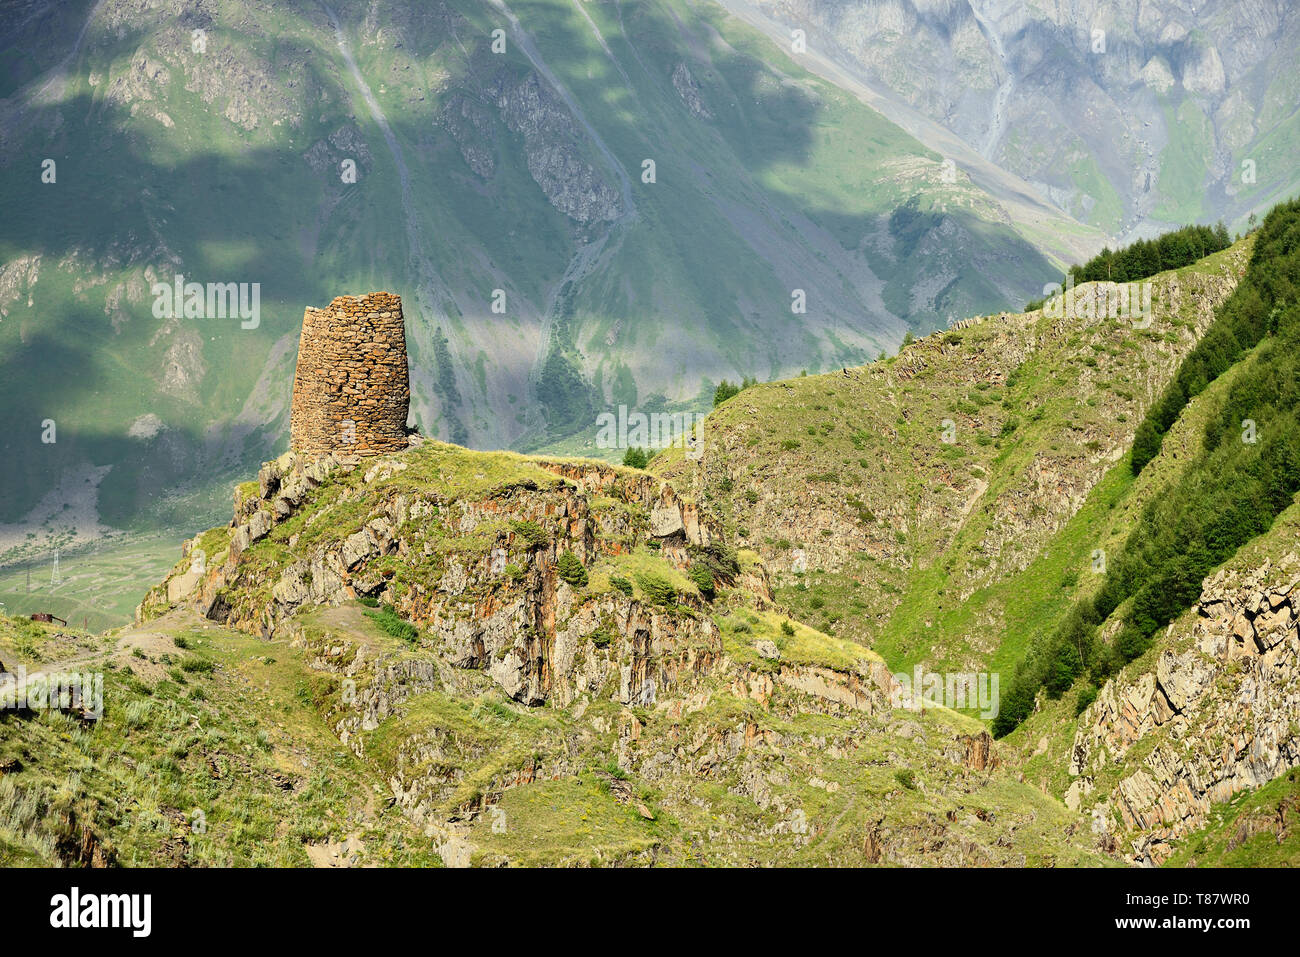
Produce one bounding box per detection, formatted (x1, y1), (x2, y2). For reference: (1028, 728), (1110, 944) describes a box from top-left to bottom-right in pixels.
(780, 620), (795, 637)
(610, 575), (634, 596)
(556, 551), (589, 587)
(622, 447), (648, 469)
(124, 701), (151, 729)
(179, 656), (215, 675)
(365, 604), (419, 643)
(509, 520), (548, 549)
(688, 542), (740, 583)
(636, 572), (677, 605)
(688, 564), (716, 600)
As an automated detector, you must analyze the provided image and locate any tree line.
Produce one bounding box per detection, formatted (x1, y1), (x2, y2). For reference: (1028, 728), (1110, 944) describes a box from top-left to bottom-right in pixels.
(995, 198), (1300, 737)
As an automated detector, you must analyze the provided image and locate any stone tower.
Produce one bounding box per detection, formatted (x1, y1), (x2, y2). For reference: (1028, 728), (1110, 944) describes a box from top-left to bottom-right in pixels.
(290, 292), (410, 455)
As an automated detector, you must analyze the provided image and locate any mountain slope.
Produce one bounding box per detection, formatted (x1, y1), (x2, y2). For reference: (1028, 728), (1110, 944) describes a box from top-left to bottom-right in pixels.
(723, 0), (1300, 240)
(652, 237), (1251, 678)
(7, 221), (1299, 868)
(2, 440), (1108, 866)
(0, 0), (1077, 562)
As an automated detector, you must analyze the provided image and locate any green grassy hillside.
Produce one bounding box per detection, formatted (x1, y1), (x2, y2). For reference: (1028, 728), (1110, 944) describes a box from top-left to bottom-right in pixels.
(997, 198), (1300, 734)
(1, 440), (1109, 867)
(652, 237), (1252, 688)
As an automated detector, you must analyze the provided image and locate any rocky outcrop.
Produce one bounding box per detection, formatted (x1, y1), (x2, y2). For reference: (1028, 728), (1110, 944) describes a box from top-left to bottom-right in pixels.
(146, 446), (763, 707)
(130, 439), (1108, 868)
(491, 72), (621, 224)
(960, 732), (998, 772)
(439, 93), (496, 179)
(1069, 550), (1300, 865)
(671, 62), (713, 120)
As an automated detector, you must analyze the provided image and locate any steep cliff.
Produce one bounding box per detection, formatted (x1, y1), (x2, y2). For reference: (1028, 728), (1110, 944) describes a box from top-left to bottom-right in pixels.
(1064, 506), (1300, 865)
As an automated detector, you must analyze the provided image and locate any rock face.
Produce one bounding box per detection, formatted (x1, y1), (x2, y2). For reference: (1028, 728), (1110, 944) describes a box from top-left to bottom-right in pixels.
(671, 62), (713, 120)
(728, 0), (1299, 235)
(1069, 549), (1300, 865)
(289, 292), (410, 456)
(132, 440), (1118, 868)
(490, 72), (622, 225)
(143, 446), (767, 707)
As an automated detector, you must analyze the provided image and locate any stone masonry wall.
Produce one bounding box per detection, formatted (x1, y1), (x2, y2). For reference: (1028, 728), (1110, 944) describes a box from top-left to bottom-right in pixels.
(290, 292), (410, 455)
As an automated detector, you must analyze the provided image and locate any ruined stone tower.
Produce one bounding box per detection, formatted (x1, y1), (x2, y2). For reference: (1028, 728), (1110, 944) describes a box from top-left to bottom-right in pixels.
(290, 292), (410, 455)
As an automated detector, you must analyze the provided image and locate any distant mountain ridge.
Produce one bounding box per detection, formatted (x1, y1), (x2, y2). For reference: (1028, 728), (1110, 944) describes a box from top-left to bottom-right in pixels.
(722, 0), (1300, 240)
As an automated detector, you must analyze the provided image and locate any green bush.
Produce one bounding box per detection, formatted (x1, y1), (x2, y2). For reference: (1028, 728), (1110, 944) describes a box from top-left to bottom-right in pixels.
(610, 575), (634, 596)
(622, 447), (648, 469)
(635, 571), (677, 605)
(688, 564), (716, 600)
(556, 551), (589, 587)
(509, 520), (548, 549)
(365, 604), (420, 643)
(179, 656), (214, 675)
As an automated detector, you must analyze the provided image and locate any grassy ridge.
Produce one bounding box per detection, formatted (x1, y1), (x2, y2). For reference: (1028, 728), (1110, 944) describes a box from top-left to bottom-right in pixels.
(995, 198), (1300, 735)
(653, 235), (1250, 698)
